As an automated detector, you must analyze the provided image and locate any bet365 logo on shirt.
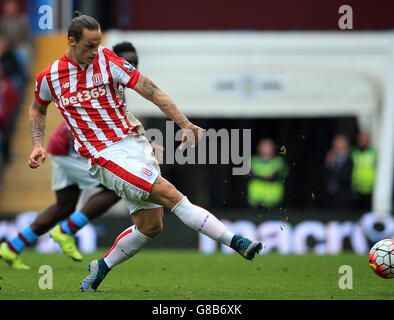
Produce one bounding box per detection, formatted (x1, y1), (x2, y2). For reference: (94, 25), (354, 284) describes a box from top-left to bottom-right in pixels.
(60, 85), (106, 106)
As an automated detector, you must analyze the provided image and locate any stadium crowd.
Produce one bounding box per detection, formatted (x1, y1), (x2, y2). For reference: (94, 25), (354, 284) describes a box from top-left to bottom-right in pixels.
(247, 131), (377, 212)
(0, 0), (30, 170)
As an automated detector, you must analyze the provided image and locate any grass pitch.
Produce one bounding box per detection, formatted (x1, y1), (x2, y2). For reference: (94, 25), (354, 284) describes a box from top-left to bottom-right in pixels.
(0, 249), (392, 300)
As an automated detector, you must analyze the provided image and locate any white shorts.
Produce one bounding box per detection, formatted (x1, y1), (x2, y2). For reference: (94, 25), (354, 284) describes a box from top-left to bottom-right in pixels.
(88, 135), (162, 214)
(49, 153), (100, 191)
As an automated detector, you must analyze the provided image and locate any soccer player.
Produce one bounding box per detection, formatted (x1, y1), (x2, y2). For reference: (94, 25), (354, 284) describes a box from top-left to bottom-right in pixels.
(0, 41), (145, 269)
(29, 11), (262, 292)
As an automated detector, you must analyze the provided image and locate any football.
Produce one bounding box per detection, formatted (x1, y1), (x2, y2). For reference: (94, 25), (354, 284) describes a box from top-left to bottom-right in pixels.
(368, 239), (394, 279)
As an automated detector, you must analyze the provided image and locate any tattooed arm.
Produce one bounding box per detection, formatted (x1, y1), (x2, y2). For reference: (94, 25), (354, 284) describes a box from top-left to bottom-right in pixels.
(28, 99), (48, 168)
(133, 74), (191, 128)
(133, 74), (203, 148)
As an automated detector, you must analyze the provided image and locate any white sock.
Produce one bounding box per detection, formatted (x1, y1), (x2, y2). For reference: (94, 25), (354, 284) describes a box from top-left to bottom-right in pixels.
(171, 196), (234, 246)
(103, 225), (151, 269)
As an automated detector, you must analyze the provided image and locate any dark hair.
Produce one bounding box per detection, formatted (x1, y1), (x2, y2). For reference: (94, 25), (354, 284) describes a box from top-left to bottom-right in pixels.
(112, 42), (137, 56)
(113, 42), (138, 67)
(68, 11), (100, 43)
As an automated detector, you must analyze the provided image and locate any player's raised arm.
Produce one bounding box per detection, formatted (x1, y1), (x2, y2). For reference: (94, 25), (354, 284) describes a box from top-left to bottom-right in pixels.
(28, 99), (48, 168)
(133, 73), (203, 149)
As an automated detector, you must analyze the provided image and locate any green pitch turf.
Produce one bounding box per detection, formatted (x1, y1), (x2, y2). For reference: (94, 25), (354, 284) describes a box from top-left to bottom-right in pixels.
(0, 249), (392, 300)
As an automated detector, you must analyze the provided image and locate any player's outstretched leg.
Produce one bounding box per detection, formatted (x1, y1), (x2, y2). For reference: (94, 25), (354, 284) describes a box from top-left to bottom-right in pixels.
(148, 177), (262, 260)
(171, 196), (262, 260)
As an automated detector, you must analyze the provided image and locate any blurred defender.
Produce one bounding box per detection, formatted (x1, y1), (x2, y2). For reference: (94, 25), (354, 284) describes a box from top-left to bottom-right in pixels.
(28, 11), (262, 292)
(0, 42), (145, 269)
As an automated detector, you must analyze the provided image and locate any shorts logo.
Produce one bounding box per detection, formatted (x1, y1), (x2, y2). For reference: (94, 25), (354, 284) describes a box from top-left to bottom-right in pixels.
(92, 73), (103, 86)
(141, 167), (152, 177)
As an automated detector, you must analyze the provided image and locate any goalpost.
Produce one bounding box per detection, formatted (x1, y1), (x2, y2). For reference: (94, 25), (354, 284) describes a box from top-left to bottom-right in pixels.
(372, 36), (394, 219)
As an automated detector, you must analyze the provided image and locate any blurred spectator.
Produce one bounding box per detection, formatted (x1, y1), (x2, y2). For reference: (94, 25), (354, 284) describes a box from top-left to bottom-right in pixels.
(0, 62), (19, 167)
(0, 0), (31, 85)
(350, 131), (377, 211)
(247, 138), (289, 208)
(0, 0), (29, 47)
(0, 34), (24, 92)
(324, 134), (354, 209)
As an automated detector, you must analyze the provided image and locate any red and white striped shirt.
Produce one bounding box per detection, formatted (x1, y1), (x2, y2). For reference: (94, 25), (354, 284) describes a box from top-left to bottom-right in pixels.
(34, 46), (140, 159)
